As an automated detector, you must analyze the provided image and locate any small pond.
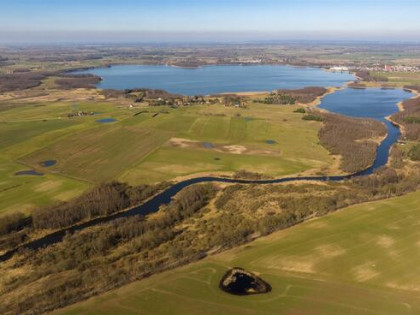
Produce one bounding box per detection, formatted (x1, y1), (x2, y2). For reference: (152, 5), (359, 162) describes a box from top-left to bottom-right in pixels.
(15, 170), (44, 176)
(97, 118), (117, 123)
(265, 139), (277, 145)
(41, 160), (57, 167)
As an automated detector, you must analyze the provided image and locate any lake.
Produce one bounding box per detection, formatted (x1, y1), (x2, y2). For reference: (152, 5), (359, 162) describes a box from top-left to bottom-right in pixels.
(75, 64), (355, 95)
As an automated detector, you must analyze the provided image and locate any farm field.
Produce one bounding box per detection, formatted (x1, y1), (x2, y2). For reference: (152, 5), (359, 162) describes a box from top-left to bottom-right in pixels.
(370, 71), (420, 87)
(0, 156), (90, 215)
(59, 190), (420, 315)
(0, 99), (136, 214)
(0, 96), (333, 214)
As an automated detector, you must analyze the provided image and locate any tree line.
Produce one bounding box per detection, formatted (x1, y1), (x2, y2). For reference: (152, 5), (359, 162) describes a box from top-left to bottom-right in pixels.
(392, 86), (420, 141)
(0, 181), (169, 253)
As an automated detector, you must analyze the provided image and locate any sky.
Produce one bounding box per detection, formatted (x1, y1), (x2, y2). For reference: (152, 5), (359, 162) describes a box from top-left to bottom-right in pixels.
(0, 0), (419, 43)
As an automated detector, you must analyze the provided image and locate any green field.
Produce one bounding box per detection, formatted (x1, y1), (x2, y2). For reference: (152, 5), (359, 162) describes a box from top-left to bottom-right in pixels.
(59, 190), (420, 315)
(371, 71), (420, 86)
(0, 97), (334, 215)
(0, 99), (135, 213)
(19, 107), (328, 186)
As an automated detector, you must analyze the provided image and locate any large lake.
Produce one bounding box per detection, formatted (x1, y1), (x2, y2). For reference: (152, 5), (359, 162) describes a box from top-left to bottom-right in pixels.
(76, 64), (354, 95)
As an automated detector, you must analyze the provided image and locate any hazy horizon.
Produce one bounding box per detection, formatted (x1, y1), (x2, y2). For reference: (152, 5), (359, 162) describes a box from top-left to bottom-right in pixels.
(1, 0), (420, 43)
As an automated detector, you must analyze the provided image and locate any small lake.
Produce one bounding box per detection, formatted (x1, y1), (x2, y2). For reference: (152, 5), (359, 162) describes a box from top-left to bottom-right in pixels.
(319, 88), (410, 120)
(75, 65), (354, 95)
(319, 88), (413, 175)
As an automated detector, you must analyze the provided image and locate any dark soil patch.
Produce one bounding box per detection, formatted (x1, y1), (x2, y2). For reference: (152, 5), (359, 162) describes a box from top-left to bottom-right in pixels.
(219, 267), (271, 296)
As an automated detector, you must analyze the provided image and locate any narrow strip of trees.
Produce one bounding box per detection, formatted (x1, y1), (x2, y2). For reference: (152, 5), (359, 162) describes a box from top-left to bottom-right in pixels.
(392, 87), (420, 141)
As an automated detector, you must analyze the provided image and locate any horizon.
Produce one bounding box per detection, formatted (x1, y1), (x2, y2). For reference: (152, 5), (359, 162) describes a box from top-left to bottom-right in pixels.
(1, 0), (420, 43)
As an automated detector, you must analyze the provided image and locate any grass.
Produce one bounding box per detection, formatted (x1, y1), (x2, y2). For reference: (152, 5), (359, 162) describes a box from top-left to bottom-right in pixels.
(0, 114), (95, 214)
(0, 100), (124, 214)
(0, 120), (76, 150)
(17, 103), (333, 185)
(119, 146), (309, 184)
(59, 190), (420, 315)
(0, 157), (90, 215)
(22, 124), (173, 183)
(370, 71), (420, 87)
(0, 96), (333, 214)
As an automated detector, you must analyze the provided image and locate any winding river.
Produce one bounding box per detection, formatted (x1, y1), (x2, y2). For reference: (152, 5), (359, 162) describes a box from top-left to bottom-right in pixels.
(0, 84), (413, 263)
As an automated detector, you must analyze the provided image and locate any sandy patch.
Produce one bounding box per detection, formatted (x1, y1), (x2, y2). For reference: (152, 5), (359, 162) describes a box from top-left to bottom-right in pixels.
(352, 262), (379, 282)
(376, 235), (395, 248)
(223, 145), (247, 154)
(169, 137), (193, 148)
(168, 137), (281, 156)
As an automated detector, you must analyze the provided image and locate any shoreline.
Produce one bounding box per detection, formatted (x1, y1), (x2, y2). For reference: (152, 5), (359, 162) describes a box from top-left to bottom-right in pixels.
(386, 87), (420, 140)
(310, 81), (408, 174)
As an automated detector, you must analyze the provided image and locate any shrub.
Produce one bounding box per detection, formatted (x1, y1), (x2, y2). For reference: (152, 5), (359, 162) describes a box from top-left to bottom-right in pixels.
(302, 114), (324, 121)
(403, 116), (420, 124)
(294, 107), (306, 113)
(0, 212), (27, 236)
(409, 143), (420, 161)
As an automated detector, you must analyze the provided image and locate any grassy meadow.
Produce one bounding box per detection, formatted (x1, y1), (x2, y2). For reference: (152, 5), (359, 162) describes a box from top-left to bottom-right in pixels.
(370, 71), (420, 87)
(59, 189), (420, 315)
(0, 94), (333, 214)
